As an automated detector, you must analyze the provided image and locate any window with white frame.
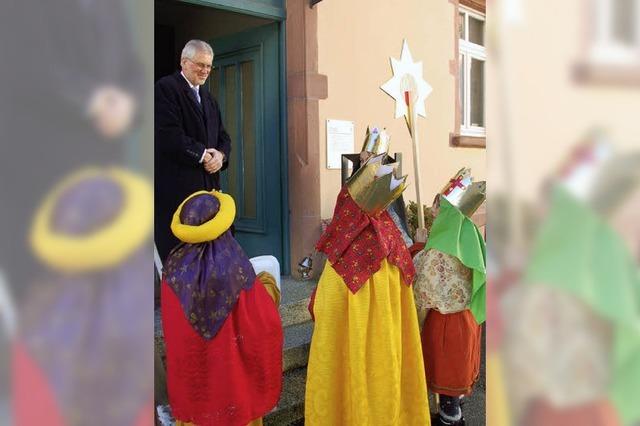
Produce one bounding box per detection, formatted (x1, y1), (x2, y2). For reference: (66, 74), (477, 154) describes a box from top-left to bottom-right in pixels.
(589, 0), (640, 65)
(459, 6), (486, 137)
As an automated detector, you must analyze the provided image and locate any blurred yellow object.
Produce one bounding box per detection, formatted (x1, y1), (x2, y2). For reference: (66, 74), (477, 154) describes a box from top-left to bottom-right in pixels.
(171, 190), (235, 243)
(487, 352), (511, 426)
(305, 259), (430, 425)
(30, 167), (152, 272)
(257, 271), (281, 306)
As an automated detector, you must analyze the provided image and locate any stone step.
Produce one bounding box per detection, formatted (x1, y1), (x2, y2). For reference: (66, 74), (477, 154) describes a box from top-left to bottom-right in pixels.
(283, 321), (314, 372)
(280, 276), (317, 305)
(264, 366), (307, 426)
(280, 297), (312, 328)
(279, 276), (316, 328)
(154, 308), (165, 359)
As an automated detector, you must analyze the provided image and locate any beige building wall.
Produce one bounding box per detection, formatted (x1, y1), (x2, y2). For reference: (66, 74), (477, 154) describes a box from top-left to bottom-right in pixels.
(487, 0), (640, 202)
(316, 0), (487, 219)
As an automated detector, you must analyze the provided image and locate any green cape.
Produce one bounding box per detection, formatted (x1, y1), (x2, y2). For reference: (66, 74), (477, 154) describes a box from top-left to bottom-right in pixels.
(424, 196), (486, 324)
(525, 186), (640, 425)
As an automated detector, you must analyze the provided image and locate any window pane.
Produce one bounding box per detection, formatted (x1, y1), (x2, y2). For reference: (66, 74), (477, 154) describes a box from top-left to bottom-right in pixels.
(469, 16), (484, 46)
(459, 12), (466, 39)
(470, 58), (484, 127)
(460, 55), (466, 127)
(613, 0), (636, 45)
(241, 60), (256, 220)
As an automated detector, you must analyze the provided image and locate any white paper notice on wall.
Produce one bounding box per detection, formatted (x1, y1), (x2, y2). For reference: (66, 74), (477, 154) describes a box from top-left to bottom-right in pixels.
(326, 119), (355, 169)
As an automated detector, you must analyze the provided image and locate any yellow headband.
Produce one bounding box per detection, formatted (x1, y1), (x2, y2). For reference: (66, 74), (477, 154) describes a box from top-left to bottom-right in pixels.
(170, 190), (235, 243)
(30, 167), (153, 272)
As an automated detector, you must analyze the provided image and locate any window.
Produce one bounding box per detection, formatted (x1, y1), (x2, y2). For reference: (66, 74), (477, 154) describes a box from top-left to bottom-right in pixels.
(459, 6), (486, 138)
(590, 0), (640, 65)
(574, 0), (640, 85)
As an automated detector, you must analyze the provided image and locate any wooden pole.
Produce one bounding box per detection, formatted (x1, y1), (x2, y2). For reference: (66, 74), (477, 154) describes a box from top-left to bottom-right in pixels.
(408, 98), (428, 242)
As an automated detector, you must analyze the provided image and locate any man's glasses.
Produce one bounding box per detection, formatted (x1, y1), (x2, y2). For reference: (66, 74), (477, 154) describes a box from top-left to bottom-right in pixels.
(188, 58), (213, 71)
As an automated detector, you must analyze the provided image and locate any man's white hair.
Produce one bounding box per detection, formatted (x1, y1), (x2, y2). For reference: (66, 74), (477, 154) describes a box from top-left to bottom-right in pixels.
(181, 39), (214, 60)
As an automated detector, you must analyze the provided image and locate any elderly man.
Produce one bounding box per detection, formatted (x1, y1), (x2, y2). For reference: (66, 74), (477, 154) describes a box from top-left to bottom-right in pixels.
(155, 39), (231, 261)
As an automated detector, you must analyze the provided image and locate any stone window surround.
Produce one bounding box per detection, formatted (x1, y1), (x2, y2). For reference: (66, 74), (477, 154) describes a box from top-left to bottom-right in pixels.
(450, 0), (486, 149)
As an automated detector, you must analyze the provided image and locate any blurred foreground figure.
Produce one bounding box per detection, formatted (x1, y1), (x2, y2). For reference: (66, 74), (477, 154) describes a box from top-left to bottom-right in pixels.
(13, 168), (153, 426)
(161, 191), (282, 426)
(305, 154), (430, 425)
(0, 0), (143, 288)
(412, 169), (486, 426)
(502, 139), (640, 426)
(0, 1), (150, 423)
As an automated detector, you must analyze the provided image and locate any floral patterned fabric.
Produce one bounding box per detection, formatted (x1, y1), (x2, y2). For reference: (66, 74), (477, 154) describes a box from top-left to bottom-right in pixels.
(502, 284), (611, 407)
(424, 195), (486, 323)
(315, 187), (415, 293)
(413, 248), (473, 314)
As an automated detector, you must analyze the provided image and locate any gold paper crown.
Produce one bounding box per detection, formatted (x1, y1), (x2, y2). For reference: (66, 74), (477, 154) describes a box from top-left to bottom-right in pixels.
(456, 181), (486, 217)
(360, 126), (391, 155)
(346, 153), (408, 215)
(589, 152), (640, 216)
(439, 168), (472, 196)
(439, 168), (485, 217)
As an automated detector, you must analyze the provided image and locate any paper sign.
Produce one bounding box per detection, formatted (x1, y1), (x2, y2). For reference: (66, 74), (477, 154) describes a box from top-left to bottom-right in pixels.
(326, 119), (355, 169)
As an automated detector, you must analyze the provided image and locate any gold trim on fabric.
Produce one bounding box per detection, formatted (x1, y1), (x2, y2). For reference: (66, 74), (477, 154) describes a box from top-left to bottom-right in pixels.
(30, 167), (152, 272)
(171, 190), (236, 243)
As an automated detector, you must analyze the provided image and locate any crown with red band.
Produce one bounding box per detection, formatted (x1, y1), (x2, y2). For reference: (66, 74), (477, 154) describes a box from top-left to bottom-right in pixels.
(439, 167), (485, 217)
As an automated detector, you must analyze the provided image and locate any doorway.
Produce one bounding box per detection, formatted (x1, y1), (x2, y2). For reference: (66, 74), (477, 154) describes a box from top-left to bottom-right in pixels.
(155, 0), (288, 272)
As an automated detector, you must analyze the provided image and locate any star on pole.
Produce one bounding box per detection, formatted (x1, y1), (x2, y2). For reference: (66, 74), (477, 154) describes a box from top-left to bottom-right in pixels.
(380, 40), (433, 237)
(380, 40), (432, 133)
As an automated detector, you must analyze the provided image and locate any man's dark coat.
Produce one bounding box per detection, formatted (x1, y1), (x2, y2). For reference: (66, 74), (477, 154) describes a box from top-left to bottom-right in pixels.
(155, 71), (231, 261)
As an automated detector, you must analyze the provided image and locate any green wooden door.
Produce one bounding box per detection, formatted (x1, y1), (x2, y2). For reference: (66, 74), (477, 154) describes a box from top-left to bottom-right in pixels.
(206, 23), (284, 268)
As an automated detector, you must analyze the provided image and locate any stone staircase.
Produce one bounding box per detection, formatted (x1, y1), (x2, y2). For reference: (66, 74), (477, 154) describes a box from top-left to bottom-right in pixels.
(155, 275), (316, 426)
(264, 276), (316, 426)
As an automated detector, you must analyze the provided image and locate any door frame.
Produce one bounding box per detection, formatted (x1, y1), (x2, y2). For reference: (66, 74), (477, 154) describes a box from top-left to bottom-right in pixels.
(178, 0), (285, 20)
(176, 0), (290, 274)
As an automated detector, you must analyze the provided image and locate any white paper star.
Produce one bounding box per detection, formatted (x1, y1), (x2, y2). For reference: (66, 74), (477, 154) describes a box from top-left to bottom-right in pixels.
(380, 40), (433, 119)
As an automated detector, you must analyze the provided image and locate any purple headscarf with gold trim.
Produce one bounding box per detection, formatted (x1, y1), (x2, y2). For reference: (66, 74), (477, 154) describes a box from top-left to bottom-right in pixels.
(163, 193), (256, 340)
(21, 174), (152, 426)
